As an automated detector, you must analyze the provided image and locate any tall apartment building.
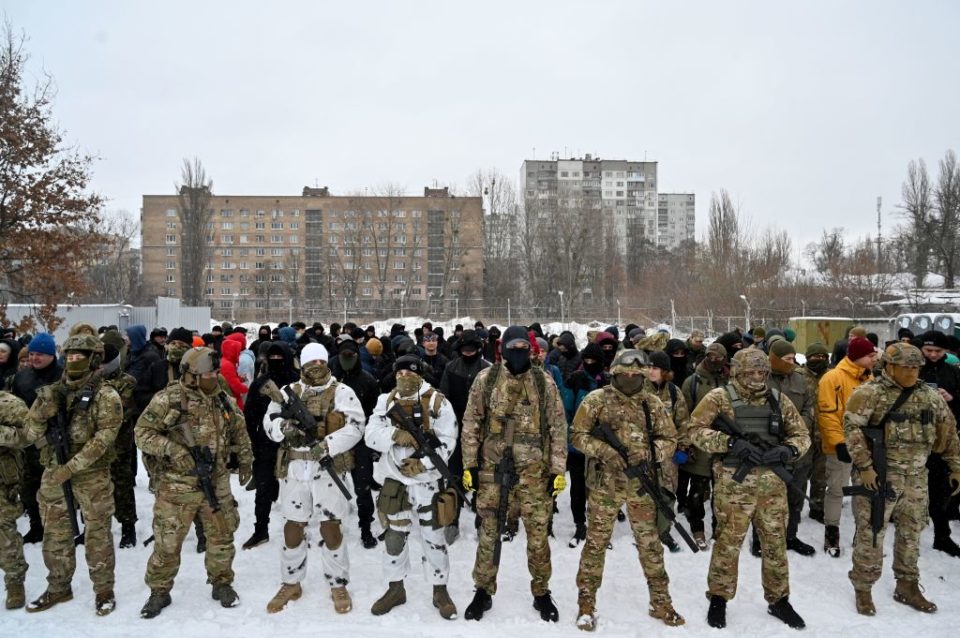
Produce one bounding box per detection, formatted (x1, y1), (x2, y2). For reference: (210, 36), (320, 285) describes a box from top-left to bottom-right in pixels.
(519, 155), (694, 251)
(141, 186), (482, 321)
(657, 193), (696, 249)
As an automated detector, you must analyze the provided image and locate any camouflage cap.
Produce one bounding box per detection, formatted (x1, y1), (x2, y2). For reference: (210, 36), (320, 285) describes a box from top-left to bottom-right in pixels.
(705, 342), (727, 359)
(881, 342), (923, 367)
(610, 348), (650, 375)
(68, 322), (97, 337)
(730, 348), (770, 375)
(62, 333), (104, 354)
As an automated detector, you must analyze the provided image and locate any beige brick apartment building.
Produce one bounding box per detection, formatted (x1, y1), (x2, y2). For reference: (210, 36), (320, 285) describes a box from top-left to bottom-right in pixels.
(141, 186), (483, 322)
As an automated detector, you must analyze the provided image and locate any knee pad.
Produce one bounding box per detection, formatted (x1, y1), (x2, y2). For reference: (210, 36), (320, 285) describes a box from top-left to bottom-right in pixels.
(384, 528), (407, 556)
(319, 520), (343, 550)
(284, 521), (306, 548)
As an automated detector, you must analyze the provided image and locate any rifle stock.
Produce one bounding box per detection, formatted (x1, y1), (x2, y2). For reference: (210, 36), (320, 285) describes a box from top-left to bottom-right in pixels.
(49, 410), (82, 543)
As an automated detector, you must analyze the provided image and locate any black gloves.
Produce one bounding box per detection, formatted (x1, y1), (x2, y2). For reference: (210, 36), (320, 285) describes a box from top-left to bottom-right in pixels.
(760, 445), (794, 465)
(835, 443), (852, 463)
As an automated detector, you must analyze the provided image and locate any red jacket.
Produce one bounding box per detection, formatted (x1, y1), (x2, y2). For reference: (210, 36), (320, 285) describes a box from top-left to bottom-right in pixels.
(220, 333), (249, 410)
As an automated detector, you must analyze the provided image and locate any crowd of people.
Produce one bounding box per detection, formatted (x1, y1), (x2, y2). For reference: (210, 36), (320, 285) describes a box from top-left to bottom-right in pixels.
(0, 316), (957, 631)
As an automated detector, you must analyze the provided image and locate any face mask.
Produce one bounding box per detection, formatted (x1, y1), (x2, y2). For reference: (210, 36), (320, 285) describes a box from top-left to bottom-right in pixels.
(503, 348), (531, 375)
(339, 353), (358, 372)
(198, 375), (220, 395)
(602, 348), (616, 366)
(461, 348), (480, 362)
(806, 358), (828, 374)
(770, 356), (795, 376)
(65, 354), (91, 380)
(167, 342), (189, 364)
(583, 360), (603, 377)
(705, 357), (725, 373)
(612, 373), (644, 396)
(301, 361), (331, 386)
(561, 347), (577, 359)
(736, 370), (768, 394)
(396, 374), (422, 396)
(268, 357), (286, 377)
(887, 364), (919, 388)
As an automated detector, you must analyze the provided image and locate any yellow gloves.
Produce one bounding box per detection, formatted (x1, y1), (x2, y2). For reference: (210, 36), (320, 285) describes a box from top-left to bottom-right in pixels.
(550, 473), (567, 497)
(859, 467), (879, 492)
(462, 468), (478, 492)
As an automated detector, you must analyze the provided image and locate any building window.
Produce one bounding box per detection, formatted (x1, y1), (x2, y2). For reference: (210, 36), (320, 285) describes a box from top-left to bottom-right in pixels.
(271, 235), (282, 243)
(166, 247), (176, 256)
(289, 234), (298, 243)
(255, 248), (265, 256)
(220, 209), (233, 217)
(362, 287), (372, 296)
(255, 262), (265, 269)
(394, 261), (404, 270)
(222, 235), (233, 244)
(256, 210), (265, 218)
(239, 262), (248, 269)
(165, 274), (176, 283)
(166, 208), (177, 217)
(255, 235), (265, 243)
(165, 234), (176, 244)
(221, 222), (233, 230)
(292, 209), (300, 217)
(221, 248), (233, 256)
(271, 221), (283, 229)
(289, 222), (300, 230)
(165, 261), (176, 270)
(166, 221), (177, 230)
(270, 274), (284, 283)
(239, 235), (248, 243)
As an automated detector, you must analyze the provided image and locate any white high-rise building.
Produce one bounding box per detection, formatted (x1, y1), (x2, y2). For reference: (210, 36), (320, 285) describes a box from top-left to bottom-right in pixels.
(657, 193), (696, 249)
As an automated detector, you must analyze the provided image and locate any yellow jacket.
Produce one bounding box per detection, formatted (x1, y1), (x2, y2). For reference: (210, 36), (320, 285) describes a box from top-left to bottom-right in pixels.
(817, 357), (871, 454)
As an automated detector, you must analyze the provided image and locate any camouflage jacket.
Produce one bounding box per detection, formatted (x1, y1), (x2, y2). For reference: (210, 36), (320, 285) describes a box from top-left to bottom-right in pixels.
(0, 392), (28, 485)
(844, 373), (960, 476)
(572, 386), (677, 492)
(687, 380), (811, 472)
(21, 374), (122, 474)
(102, 368), (137, 426)
(135, 382), (252, 489)
(769, 368), (816, 460)
(461, 364), (567, 477)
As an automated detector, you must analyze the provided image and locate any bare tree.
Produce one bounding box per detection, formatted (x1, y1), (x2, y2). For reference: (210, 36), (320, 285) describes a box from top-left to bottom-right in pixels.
(81, 210), (141, 303)
(176, 158), (214, 307)
(899, 159), (933, 288)
(283, 249), (303, 316)
(467, 169), (521, 305)
(932, 150), (960, 287)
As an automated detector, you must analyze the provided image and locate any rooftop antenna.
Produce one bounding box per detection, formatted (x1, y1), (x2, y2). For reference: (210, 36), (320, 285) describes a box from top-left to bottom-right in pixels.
(532, 146), (536, 160)
(876, 196), (882, 272)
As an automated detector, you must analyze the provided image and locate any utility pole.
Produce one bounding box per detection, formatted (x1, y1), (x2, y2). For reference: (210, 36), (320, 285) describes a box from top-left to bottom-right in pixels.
(876, 196), (882, 273)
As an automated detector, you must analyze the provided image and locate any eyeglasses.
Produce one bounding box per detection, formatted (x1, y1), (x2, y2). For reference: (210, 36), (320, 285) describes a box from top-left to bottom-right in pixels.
(423, 335), (438, 342)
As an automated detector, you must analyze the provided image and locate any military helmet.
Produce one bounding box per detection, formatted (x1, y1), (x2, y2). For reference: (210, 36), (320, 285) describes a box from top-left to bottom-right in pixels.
(730, 348), (770, 375)
(62, 333), (104, 355)
(179, 347), (220, 375)
(881, 342), (923, 367)
(610, 349), (649, 375)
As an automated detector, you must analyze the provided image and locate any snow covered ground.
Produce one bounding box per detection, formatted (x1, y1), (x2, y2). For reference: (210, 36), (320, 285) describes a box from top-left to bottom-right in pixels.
(8, 462), (960, 638)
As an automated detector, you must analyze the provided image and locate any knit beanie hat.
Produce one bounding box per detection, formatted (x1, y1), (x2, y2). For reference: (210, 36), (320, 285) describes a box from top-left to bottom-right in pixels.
(805, 342), (829, 358)
(28, 333), (56, 356)
(769, 340), (796, 358)
(846, 336), (875, 361)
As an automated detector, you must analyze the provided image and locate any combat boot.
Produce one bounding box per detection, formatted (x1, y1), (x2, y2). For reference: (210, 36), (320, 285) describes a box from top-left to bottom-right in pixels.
(331, 586), (352, 614)
(195, 519), (207, 553)
(693, 530), (708, 551)
(576, 602), (597, 631)
(25, 588), (73, 613)
(569, 523), (587, 548)
(707, 595), (727, 628)
(22, 515), (43, 544)
(893, 579), (937, 613)
(933, 536), (960, 557)
(242, 526), (269, 550)
(5, 583), (24, 610)
(464, 588), (492, 620)
(809, 508), (824, 523)
(266, 583), (301, 614)
(95, 590), (116, 616)
(649, 601), (685, 626)
(768, 596), (805, 629)
(370, 581), (405, 616)
(140, 590), (171, 619)
(211, 583), (239, 608)
(433, 584), (457, 620)
(661, 532), (681, 553)
(533, 590), (559, 622)
(824, 525), (840, 557)
(855, 589), (876, 616)
(119, 522), (137, 549)
(360, 525), (378, 549)
(787, 536), (816, 556)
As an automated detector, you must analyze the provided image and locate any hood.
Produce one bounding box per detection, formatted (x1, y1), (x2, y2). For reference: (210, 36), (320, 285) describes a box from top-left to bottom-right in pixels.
(278, 326), (297, 346)
(225, 332), (247, 348)
(257, 324), (272, 340)
(557, 332), (577, 352)
(0, 338), (22, 372)
(221, 338), (242, 364)
(127, 324), (148, 352)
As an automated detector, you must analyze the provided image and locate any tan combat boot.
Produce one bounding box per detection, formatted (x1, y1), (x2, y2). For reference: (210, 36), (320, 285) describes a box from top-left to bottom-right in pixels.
(650, 600), (685, 626)
(5, 583), (24, 610)
(370, 581), (405, 616)
(25, 588), (73, 613)
(576, 602), (597, 632)
(893, 579), (937, 613)
(266, 583), (302, 614)
(331, 585), (352, 614)
(855, 589), (876, 616)
(433, 585), (457, 620)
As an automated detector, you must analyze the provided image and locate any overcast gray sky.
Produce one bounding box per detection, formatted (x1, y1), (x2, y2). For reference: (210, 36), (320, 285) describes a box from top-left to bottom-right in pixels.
(5, 1), (959, 254)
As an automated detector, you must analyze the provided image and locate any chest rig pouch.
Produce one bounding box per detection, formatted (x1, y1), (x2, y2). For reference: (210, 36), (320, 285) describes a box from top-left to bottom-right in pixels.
(275, 381), (353, 478)
(879, 386), (935, 447)
(721, 385), (782, 467)
(479, 365), (550, 471)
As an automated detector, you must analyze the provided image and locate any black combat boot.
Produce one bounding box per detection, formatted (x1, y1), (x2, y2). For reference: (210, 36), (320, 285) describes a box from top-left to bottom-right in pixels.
(242, 525), (269, 550)
(140, 590), (171, 619)
(707, 595), (727, 628)
(933, 536), (960, 558)
(824, 525), (840, 558)
(119, 522), (137, 549)
(787, 536), (816, 556)
(195, 519), (207, 553)
(768, 596), (805, 629)
(360, 524), (378, 549)
(464, 588), (492, 620)
(532, 590), (559, 622)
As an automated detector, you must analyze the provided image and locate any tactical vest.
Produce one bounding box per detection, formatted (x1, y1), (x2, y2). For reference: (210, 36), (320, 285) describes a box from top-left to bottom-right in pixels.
(276, 380), (353, 476)
(721, 385), (782, 467)
(386, 387), (443, 435)
(42, 377), (116, 470)
(479, 363), (551, 469)
(150, 384), (230, 478)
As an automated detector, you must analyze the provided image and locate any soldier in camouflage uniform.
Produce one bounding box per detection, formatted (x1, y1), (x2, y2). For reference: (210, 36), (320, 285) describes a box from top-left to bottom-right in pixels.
(263, 343), (365, 615)
(364, 355), (459, 619)
(99, 331), (139, 548)
(688, 348), (810, 630)
(843, 343), (960, 616)
(461, 325), (567, 622)
(798, 342), (829, 521)
(0, 392), (28, 610)
(20, 333), (122, 616)
(572, 349), (684, 631)
(135, 347), (253, 618)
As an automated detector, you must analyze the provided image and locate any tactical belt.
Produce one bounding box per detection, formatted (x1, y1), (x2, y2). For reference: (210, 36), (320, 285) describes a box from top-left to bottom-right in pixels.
(288, 449), (315, 461)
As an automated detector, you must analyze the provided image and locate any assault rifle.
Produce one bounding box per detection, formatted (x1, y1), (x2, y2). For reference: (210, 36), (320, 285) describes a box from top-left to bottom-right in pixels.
(178, 420), (221, 515)
(841, 385), (913, 547)
(261, 379), (352, 501)
(48, 408), (82, 545)
(386, 402), (466, 501)
(492, 418), (519, 566)
(591, 421), (699, 553)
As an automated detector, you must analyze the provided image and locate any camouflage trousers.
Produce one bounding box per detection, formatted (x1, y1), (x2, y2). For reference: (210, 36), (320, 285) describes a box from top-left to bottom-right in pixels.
(708, 465), (789, 603)
(808, 430), (827, 511)
(0, 482), (26, 586)
(38, 467), (115, 595)
(110, 422), (137, 524)
(144, 477), (240, 593)
(576, 477), (670, 609)
(849, 471), (926, 590)
(472, 472), (552, 596)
